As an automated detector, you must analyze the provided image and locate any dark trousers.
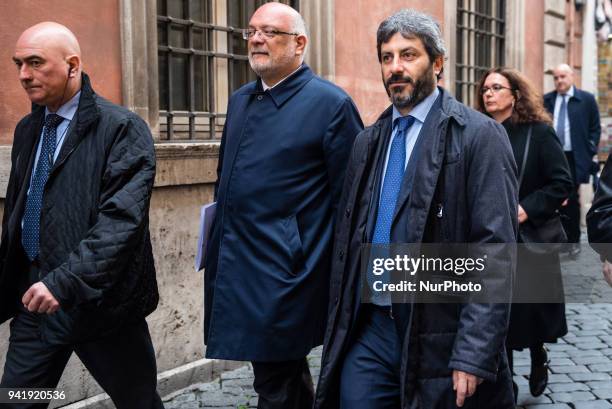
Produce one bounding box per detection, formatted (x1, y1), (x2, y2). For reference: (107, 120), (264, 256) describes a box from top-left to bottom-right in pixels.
(0, 307), (164, 409)
(251, 358), (314, 409)
(339, 305), (401, 409)
(561, 152), (581, 243)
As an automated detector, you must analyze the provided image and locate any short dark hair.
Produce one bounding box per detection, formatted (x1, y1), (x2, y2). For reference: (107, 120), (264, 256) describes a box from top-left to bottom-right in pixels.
(377, 9), (446, 74)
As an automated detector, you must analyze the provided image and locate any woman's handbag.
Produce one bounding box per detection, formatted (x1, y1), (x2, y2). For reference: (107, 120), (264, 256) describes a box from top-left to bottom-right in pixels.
(518, 125), (568, 254)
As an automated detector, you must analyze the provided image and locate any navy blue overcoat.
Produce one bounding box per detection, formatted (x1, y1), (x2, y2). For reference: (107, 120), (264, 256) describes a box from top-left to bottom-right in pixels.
(203, 65), (363, 361)
(544, 88), (601, 184)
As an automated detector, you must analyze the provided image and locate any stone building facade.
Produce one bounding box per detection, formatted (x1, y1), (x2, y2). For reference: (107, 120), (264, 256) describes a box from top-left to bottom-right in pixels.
(0, 0), (606, 406)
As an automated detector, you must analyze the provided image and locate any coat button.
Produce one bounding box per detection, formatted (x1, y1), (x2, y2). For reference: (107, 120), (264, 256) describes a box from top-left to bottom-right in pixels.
(345, 208), (351, 218)
(339, 250), (344, 261)
(257, 95), (263, 101)
(334, 296), (339, 305)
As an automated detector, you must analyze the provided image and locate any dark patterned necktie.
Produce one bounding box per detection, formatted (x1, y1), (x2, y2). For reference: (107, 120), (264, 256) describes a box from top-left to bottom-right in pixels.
(369, 115), (415, 305)
(372, 115), (416, 245)
(22, 113), (64, 261)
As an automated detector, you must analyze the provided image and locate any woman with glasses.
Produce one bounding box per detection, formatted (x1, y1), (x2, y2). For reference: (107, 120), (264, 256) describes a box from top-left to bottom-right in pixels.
(476, 67), (573, 402)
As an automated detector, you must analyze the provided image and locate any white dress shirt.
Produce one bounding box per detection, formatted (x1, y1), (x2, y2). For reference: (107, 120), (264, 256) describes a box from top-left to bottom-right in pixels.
(553, 85), (574, 151)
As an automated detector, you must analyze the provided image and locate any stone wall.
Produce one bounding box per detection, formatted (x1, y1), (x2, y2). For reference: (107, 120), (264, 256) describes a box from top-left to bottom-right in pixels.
(0, 143), (239, 407)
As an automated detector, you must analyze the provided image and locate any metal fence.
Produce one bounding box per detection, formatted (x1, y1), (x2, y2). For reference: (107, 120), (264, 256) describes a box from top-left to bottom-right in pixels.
(455, 0), (506, 107)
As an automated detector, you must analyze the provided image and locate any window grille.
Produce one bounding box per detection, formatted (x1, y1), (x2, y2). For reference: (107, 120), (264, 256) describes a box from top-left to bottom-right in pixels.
(455, 0), (506, 106)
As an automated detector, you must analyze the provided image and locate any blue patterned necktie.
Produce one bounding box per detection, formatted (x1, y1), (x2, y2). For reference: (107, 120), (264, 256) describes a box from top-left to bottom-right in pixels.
(373, 115), (415, 244)
(556, 95), (567, 146)
(22, 113), (64, 261)
(369, 115), (415, 305)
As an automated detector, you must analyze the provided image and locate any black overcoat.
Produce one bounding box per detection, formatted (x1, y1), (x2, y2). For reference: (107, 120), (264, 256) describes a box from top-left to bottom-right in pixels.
(544, 88), (601, 184)
(587, 155), (612, 260)
(502, 120), (573, 349)
(0, 74), (158, 341)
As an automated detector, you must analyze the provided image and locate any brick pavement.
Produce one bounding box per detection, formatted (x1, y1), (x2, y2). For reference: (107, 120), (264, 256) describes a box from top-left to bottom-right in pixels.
(165, 241), (612, 408)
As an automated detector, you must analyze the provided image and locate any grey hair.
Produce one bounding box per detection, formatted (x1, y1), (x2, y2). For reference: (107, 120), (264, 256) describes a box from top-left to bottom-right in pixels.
(291, 11), (308, 37)
(289, 8), (308, 61)
(377, 9), (446, 66)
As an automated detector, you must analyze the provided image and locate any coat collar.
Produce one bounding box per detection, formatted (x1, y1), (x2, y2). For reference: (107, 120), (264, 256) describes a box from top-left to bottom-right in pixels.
(30, 73), (100, 132)
(371, 87), (466, 130)
(30, 73), (100, 173)
(241, 64), (315, 108)
(547, 87), (583, 102)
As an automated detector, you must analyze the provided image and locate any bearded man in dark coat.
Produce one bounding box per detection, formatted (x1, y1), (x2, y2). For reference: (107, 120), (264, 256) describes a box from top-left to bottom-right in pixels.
(314, 9), (518, 409)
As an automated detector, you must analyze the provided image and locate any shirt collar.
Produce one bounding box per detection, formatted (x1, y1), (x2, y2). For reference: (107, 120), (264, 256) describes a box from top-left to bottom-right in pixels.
(560, 86), (575, 98)
(262, 65), (303, 91)
(45, 90), (81, 121)
(392, 87), (440, 125)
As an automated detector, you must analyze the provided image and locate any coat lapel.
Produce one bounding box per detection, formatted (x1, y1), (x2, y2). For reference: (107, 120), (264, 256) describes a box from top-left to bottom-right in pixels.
(6, 108), (45, 240)
(364, 109), (393, 242)
(50, 73), (99, 175)
(391, 93), (444, 227)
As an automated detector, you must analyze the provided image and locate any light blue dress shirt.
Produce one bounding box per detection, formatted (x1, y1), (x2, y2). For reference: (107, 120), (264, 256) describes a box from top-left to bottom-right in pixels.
(553, 85), (574, 151)
(23, 91), (81, 227)
(380, 87), (440, 196)
(30, 91), (81, 180)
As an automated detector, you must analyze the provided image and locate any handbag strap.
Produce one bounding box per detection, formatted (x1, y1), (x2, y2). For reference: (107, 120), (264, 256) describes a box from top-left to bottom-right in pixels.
(518, 125), (533, 188)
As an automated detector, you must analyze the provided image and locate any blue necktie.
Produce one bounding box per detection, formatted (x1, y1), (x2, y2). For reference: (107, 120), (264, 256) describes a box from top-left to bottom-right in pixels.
(556, 95), (567, 147)
(373, 115), (415, 244)
(22, 113), (64, 261)
(369, 115), (415, 305)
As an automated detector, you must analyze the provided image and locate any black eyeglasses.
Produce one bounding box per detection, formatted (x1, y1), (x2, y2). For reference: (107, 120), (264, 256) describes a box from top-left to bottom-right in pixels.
(480, 84), (514, 95)
(243, 28), (300, 40)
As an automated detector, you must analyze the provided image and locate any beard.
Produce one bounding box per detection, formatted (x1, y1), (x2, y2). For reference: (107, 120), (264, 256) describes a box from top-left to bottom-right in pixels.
(384, 64), (436, 110)
(248, 46), (296, 79)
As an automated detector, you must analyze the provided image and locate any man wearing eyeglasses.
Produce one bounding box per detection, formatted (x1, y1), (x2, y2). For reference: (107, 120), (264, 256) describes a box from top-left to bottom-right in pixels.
(203, 3), (363, 408)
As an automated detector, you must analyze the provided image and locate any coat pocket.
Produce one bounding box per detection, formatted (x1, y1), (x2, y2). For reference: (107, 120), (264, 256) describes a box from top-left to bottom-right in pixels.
(283, 214), (305, 277)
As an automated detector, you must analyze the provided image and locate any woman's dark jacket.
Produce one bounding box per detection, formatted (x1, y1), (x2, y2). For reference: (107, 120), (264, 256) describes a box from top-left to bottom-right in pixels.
(588, 155), (612, 261)
(0, 74), (158, 341)
(315, 88), (518, 409)
(502, 120), (573, 349)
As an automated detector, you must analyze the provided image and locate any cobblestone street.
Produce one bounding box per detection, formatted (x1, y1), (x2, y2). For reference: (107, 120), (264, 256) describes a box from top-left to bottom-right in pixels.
(164, 242), (612, 409)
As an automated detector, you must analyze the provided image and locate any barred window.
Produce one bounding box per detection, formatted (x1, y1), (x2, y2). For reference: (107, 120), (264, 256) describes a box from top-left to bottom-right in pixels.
(455, 0), (506, 106)
(157, 0), (299, 141)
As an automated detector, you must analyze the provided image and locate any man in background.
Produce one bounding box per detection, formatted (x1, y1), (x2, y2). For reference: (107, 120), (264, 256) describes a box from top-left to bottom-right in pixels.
(545, 63), (602, 258)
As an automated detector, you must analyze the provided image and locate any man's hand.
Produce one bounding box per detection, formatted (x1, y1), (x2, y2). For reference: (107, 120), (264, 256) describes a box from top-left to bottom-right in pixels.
(453, 370), (483, 407)
(22, 282), (60, 314)
(518, 205), (528, 224)
(603, 261), (612, 287)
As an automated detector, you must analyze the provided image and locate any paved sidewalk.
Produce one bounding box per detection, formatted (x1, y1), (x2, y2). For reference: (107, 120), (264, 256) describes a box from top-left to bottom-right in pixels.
(162, 347), (322, 409)
(164, 243), (612, 408)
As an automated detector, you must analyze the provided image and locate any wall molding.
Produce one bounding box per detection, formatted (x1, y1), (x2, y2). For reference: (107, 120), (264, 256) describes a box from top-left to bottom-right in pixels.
(119, 0), (160, 137)
(0, 142), (221, 200)
(505, 0), (526, 72)
(301, 0), (335, 81)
